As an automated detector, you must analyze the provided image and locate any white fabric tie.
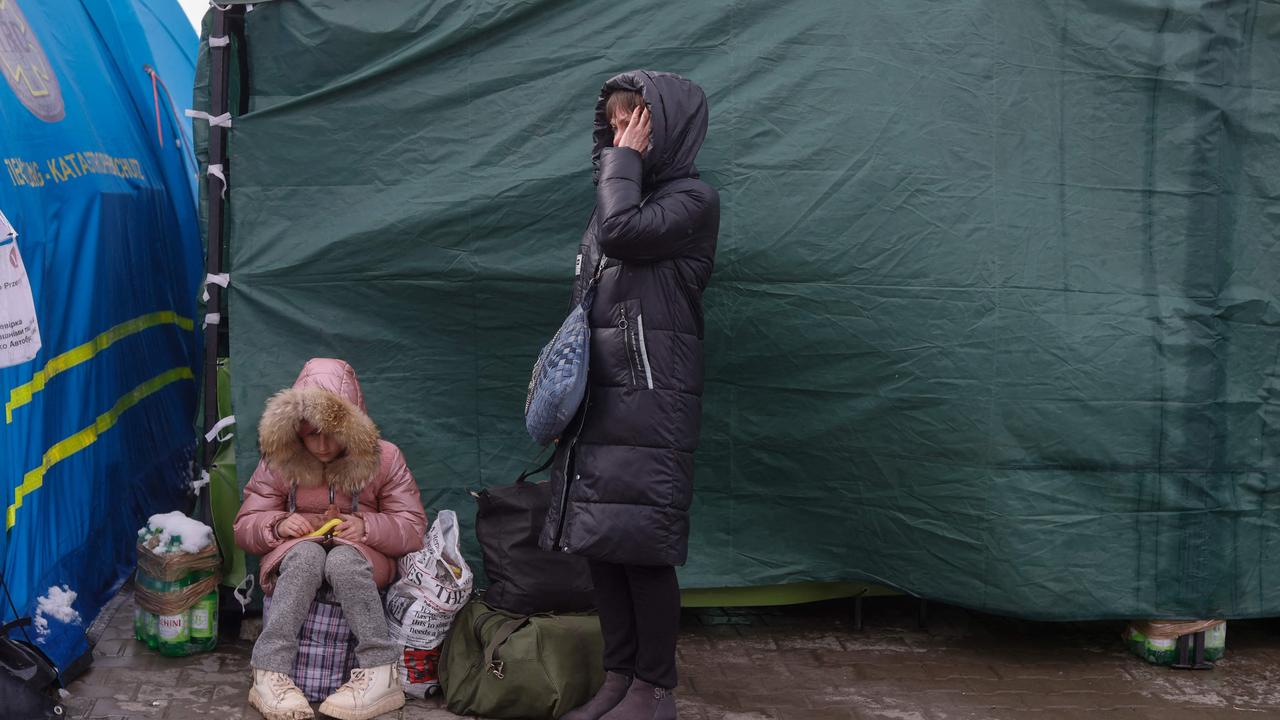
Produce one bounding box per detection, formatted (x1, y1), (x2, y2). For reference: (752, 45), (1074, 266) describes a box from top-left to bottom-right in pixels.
(233, 574), (256, 612)
(207, 163), (227, 199)
(202, 272), (230, 303)
(205, 415), (236, 443)
(185, 109), (232, 128)
(191, 469), (211, 493)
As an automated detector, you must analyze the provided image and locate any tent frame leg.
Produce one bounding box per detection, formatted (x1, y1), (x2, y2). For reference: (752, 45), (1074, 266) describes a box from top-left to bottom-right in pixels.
(1172, 631), (1214, 670)
(194, 7), (247, 621)
(196, 5), (232, 523)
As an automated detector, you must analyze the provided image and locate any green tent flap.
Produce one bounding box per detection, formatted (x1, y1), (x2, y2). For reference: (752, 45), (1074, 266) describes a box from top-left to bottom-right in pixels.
(204, 0), (1280, 620)
(209, 360), (247, 588)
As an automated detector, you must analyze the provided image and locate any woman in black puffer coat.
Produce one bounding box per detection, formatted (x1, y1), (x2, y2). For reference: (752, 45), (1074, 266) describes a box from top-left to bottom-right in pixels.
(542, 71), (718, 720)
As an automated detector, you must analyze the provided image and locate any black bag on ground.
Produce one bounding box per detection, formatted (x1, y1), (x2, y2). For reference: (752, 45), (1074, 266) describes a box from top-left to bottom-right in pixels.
(0, 619), (64, 719)
(474, 458), (593, 615)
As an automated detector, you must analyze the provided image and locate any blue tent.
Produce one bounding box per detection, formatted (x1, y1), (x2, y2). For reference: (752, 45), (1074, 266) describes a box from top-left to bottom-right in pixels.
(0, 0), (200, 674)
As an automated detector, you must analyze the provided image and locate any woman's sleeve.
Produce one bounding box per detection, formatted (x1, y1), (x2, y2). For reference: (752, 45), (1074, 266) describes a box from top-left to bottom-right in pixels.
(233, 460), (290, 555)
(361, 447), (427, 557)
(595, 147), (716, 263)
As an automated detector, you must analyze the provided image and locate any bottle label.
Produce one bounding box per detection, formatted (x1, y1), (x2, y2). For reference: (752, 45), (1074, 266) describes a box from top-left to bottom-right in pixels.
(191, 608), (210, 634)
(158, 614), (188, 641)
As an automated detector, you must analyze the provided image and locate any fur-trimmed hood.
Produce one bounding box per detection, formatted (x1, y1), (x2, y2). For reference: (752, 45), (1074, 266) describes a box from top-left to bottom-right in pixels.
(258, 358), (380, 494)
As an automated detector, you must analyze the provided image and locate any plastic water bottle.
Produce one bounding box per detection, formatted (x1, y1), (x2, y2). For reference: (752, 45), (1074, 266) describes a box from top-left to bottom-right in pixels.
(188, 573), (218, 653)
(144, 610), (160, 650)
(156, 608), (190, 656)
(157, 566), (192, 657)
(135, 572), (161, 648)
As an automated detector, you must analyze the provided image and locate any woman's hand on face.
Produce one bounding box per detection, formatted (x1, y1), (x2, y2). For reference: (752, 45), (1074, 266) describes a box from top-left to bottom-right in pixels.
(614, 106), (650, 156)
(276, 513), (313, 540)
(335, 513), (365, 541)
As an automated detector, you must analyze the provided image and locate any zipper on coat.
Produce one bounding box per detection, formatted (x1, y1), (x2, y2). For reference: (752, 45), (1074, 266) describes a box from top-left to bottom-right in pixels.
(636, 314), (654, 390)
(620, 316), (637, 386)
(621, 311), (653, 390)
(553, 388), (590, 551)
(554, 436), (577, 551)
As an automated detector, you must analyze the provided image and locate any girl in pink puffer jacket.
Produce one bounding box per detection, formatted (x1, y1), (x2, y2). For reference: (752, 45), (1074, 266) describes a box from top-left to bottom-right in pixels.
(234, 358), (426, 720)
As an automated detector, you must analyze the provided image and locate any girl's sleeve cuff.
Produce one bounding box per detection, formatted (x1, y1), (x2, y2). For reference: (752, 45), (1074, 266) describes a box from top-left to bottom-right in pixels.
(267, 514), (285, 546)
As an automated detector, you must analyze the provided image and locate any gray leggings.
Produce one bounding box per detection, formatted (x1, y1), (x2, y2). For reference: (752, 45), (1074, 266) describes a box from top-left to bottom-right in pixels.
(252, 542), (399, 673)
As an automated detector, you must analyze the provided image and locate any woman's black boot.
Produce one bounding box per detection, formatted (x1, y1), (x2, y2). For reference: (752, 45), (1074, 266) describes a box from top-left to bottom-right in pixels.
(599, 678), (676, 720)
(560, 671), (634, 720)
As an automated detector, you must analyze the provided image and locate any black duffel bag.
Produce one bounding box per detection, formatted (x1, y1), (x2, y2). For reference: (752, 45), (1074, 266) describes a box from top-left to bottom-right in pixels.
(473, 457), (593, 615)
(0, 617), (64, 719)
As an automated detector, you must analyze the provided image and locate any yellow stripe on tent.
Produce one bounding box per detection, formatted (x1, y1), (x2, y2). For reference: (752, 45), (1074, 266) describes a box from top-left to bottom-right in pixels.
(4, 311), (194, 423)
(6, 366), (194, 530)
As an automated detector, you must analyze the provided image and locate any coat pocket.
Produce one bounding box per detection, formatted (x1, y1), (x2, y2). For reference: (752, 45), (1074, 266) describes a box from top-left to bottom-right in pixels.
(611, 299), (654, 390)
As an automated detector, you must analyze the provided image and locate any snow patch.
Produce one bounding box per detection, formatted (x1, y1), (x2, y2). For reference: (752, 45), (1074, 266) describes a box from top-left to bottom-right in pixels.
(141, 511), (214, 554)
(33, 585), (81, 642)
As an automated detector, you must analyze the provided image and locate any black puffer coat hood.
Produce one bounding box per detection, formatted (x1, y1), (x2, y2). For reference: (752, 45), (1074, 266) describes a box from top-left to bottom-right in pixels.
(590, 70), (709, 186)
(540, 71), (719, 567)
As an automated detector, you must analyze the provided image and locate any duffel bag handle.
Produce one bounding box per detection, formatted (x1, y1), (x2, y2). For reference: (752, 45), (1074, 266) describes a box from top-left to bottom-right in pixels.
(0, 617), (32, 635)
(516, 453), (556, 484)
(483, 617), (532, 679)
(470, 451), (555, 498)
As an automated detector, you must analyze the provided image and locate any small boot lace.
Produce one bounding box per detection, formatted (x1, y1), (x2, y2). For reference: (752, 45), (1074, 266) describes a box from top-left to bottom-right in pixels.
(347, 668), (373, 693)
(267, 672), (295, 701)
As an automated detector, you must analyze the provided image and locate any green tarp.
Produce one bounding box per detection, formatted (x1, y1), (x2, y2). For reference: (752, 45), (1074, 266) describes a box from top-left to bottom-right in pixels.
(202, 0), (1280, 620)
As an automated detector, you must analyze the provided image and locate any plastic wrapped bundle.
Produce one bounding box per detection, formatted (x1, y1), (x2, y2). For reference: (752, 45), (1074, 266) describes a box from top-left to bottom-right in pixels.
(133, 513), (220, 657)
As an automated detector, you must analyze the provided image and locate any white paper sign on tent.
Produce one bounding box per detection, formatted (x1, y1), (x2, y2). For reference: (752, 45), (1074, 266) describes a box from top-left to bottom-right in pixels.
(0, 209), (42, 369)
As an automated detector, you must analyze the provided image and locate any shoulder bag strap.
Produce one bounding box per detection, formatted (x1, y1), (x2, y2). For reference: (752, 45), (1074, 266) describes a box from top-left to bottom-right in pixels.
(483, 616), (532, 679)
(590, 252), (607, 285)
(581, 253), (607, 311)
(472, 610), (504, 635)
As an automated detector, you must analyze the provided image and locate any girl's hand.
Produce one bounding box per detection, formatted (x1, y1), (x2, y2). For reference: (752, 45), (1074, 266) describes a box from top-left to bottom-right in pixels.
(276, 513), (313, 540)
(335, 513), (365, 541)
(614, 106), (651, 156)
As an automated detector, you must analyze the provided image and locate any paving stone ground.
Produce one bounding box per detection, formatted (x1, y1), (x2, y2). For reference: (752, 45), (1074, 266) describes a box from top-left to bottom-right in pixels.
(63, 590), (1280, 720)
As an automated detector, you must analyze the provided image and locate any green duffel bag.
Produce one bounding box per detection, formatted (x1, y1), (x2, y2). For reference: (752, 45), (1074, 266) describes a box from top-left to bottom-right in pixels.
(439, 599), (605, 719)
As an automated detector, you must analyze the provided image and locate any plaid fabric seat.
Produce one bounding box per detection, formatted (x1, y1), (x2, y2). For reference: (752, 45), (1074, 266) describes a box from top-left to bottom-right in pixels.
(262, 585), (358, 702)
